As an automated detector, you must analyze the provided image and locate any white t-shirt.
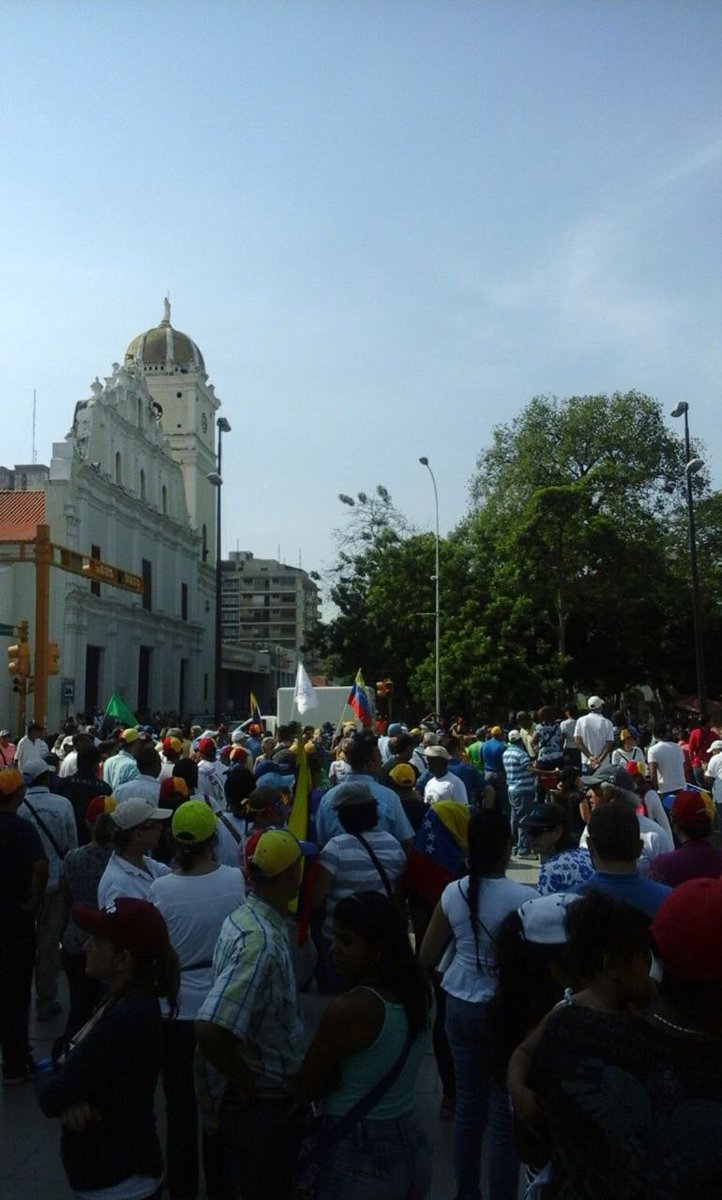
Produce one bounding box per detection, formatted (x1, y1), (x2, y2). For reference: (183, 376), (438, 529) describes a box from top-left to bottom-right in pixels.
(581, 812), (673, 877)
(424, 772), (468, 805)
(706, 751), (722, 803)
(611, 746), (645, 771)
(59, 749), (78, 778)
(440, 875), (537, 1002)
(112, 775), (161, 806)
(574, 713), (614, 765)
(15, 735), (50, 774)
(150, 866), (245, 1019)
(559, 717), (577, 747)
(647, 740), (686, 793)
(97, 852), (171, 907)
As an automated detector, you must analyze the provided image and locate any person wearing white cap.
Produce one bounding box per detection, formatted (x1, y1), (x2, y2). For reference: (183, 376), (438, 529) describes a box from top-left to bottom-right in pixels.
(97, 798), (173, 907)
(574, 696), (614, 772)
(419, 745), (469, 805)
(0, 728), (17, 768)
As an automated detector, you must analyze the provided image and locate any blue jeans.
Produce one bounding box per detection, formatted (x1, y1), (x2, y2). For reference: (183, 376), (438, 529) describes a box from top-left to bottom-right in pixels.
(445, 993), (520, 1200)
(315, 1112), (432, 1199)
(508, 788), (535, 853)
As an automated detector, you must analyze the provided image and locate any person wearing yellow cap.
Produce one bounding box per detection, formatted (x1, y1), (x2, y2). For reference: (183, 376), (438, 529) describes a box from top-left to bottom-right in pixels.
(102, 727), (142, 791)
(195, 829), (314, 1198)
(0, 768), (48, 1084)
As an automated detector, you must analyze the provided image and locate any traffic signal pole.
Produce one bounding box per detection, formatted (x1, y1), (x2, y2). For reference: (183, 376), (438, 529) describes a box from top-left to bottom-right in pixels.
(33, 524), (51, 725)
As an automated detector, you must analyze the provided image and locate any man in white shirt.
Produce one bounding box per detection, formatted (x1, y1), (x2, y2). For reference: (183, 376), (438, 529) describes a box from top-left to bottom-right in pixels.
(97, 798), (172, 906)
(421, 746), (469, 805)
(15, 722), (50, 777)
(113, 744), (162, 806)
(575, 697), (614, 772)
(704, 738), (722, 806)
(647, 722), (687, 795)
(579, 765), (674, 876)
(17, 760), (77, 1020)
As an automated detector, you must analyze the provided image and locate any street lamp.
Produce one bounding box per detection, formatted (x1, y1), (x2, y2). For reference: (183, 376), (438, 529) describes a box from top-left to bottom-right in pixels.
(208, 416), (231, 724)
(419, 456), (440, 717)
(671, 402), (707, 715)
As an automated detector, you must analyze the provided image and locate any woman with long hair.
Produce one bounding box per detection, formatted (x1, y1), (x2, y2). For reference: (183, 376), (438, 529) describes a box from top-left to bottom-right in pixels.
(420, 809), (537, 1200)
(37, 897), (180, 1200)
(297, 891), (432, 1199)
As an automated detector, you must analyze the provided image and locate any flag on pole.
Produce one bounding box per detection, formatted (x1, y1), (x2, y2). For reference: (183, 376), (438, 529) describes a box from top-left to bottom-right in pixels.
(287, 733), (310, 915)
(249, 692), (263, 727)
(104, 693), (137, 727)
(293, 662), (318, 715)
(347, 669), (372, 727)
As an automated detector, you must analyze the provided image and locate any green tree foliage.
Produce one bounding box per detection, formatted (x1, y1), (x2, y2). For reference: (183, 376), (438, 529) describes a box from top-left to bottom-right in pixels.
(314, 394), (716, 722)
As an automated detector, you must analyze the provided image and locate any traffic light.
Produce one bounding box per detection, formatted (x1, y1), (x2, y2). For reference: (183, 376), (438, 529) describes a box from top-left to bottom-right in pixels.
(8, 641), (30, 678)
(47, 642), (61, 676)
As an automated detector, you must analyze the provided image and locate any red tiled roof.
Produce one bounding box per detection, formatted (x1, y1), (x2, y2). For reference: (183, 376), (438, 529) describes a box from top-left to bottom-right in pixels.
(0, 491), (45, 541)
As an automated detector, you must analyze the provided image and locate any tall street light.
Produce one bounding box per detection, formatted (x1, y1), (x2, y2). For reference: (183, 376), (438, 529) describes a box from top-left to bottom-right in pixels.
(208, 415), (231, 724)
(671, 402), (707, 715)
(419, 456), (440, 718)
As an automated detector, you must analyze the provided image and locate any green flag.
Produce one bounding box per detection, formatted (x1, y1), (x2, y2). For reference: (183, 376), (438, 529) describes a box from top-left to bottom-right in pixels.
(104, 694), (137, 726)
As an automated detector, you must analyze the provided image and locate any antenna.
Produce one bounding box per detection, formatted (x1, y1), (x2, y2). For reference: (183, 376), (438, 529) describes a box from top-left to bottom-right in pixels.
(32, 390), (37, 464)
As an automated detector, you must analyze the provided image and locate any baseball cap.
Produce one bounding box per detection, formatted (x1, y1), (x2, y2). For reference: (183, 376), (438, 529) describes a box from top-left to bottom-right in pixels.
(72, 897), (170, 958)
(389, 763), (416, 789)
(587, 696), (604, 711)
(0, 729), (11, 737)
(197, 737), (216, 756)
(517, 892), (581, 944)
(24, 759), (55, 781)
(709, 740), (722, 753)
(172, 799), (217, 843)
(332, 781), (375, 809)
(162, 736), (183, 754)
(109, 798), (172, 830)
(507, 729), (522, 742)
(86, 794), (116, 824)
(255, 760), (292, 780)
(584, 765), (635, 791)
(121, 728), (141, 745)
(425, 745), (450, 760)
(651, 878), (722, 981)
(672, 789), (710, 827)
(0, 768), (24, 796)
(249, 828), (315, 878)
(619, 729), (636, 742)
(490, 726), (503, 738)
(159, 776), (189, 806)
(521, 803), (569, 832)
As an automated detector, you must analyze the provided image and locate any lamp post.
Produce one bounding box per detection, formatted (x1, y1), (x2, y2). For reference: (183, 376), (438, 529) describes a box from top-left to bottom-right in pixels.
(208, 415), (231, 725)
(419, 456), (440, 718)
(671, 402), (707, 715)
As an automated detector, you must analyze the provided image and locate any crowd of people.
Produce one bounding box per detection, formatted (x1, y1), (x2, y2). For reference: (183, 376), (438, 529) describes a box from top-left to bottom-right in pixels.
(1, 696), (722, 1199)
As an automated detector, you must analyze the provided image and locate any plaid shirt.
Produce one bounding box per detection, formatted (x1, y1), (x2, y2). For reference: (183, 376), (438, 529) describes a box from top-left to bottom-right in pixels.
(195, 892), (305, 1116)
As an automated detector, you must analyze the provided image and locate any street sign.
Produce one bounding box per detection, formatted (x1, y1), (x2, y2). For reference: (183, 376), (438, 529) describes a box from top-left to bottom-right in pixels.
(0, 623), (15, 636)
(62, 678), (75, 704)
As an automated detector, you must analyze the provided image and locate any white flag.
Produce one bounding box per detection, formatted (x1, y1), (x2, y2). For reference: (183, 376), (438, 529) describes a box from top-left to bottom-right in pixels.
(293, 662), (318, 715)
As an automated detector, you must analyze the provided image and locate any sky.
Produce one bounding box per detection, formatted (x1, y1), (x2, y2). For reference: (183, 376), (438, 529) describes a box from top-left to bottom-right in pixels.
(1, 1), (721, 596)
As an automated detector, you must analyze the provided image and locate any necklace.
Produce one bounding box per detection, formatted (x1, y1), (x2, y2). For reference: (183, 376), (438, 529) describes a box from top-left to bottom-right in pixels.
(650, 1011), (708, 1038)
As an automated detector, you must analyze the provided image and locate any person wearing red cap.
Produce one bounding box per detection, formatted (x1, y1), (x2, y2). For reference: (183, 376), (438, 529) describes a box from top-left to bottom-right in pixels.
(37, 898), (179, 1199)
(649, 789), (722, 888)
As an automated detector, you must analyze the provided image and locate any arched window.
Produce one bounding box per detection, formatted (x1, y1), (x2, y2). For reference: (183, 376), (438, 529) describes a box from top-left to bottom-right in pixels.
(161, 484), (168, 515)
(115, 452), (122, 485)
(140, 469), (146, 501)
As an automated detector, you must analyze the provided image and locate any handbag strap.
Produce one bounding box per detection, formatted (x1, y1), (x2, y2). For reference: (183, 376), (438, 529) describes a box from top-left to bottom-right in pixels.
(353, 833), (393, 900)
(22, 796), (67, 860)
(218, 812), (243, 844)
(315, 1028), (413, 1154)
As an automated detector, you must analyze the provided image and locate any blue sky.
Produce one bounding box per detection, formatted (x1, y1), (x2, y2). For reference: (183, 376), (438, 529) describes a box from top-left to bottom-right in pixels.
(1, 1), (720, 587)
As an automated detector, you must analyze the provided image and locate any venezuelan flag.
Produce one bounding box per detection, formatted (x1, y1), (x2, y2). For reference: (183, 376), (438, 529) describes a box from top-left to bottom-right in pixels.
(347, 669), (372, 727)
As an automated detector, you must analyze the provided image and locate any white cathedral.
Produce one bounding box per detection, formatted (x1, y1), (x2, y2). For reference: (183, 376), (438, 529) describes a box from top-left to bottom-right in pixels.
(0, 302), (224, 728)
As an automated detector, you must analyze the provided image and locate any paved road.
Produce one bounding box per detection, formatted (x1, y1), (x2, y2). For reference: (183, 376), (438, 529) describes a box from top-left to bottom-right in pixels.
(1, 856), (537, 1198)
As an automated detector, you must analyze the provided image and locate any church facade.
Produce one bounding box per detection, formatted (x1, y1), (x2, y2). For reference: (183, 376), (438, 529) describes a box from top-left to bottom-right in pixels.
(0, 303), (224, 729)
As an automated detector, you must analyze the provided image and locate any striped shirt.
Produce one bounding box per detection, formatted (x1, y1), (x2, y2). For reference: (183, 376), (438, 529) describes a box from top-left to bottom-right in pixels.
(502, 745), (535, 794)
(195, 892), (305, 1114)
(318, 831), (407, 939)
